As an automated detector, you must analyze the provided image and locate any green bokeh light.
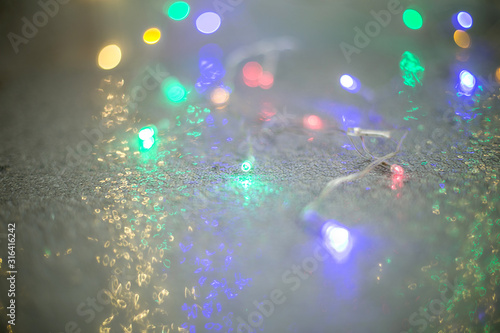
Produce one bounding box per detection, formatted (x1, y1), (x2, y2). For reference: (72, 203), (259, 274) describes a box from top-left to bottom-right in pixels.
(241, 161), (252, 172)
(400, 51), (425, 87)
(403, 9), (423, 30)
(138, 125), (157, 151)
(139, 126), (155, 141)
(162, 78), (187, 103)
(166, 1), (190, 21)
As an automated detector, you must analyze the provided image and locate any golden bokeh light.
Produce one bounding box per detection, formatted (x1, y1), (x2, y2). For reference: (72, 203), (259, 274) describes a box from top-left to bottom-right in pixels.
(143, 28), (161, 45)
(495, 67), (500, 83)
(454, 30), (471, 49)
(98, 44), (122, 70)
(210, 87), (230, 105)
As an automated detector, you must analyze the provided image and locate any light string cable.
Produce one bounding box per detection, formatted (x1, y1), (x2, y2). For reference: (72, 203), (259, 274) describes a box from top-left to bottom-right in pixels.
(305, 128), (408, 211)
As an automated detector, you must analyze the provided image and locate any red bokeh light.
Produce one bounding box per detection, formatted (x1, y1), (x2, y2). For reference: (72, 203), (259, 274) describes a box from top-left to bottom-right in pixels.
(259, 102), (276, 122)
(390, 164), (404, 176)
(303, 115), (323, 130)
(390, 164), (404, 190)
(259, 71), (274, 89)
(243, 62), (263, 81)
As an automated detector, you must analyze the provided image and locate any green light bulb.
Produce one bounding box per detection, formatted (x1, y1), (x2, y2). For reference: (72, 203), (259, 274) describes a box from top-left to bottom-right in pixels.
(241, 161), (252, 172)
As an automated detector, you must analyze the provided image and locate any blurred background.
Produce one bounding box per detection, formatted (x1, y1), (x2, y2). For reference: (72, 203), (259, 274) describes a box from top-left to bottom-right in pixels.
(1, 1), (500, 333)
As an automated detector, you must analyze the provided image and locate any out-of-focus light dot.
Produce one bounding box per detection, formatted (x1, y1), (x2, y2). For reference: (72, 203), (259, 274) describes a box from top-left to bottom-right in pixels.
(142, 137), (155, 150)
(403, 9), (423, 30)
(210, 87), (230, 105)
(325, 225), (350, 253)
(340, 74), (359, 92)
(162, 78), (187, 103)
(454, 30), (471, 48)
(455, 49), (470, 62)
(167, 85), (186, 102)
(259, 71), (274, 89)
(98, 44), (121, 70)
(167, 1), (190, 21)
(143, 28), (161, 45)
(242, 62), (263, 81)
(241, 161), (252, 172)
(340, 74), (354, 89)
(459, 70), (475, 89)
(390, 164), (404, 176)
(303, 115), (323, 130)
(495, 67), (500, 83)
(457, 12), (473, 29)
(196, 12), (221, 34)
(139, 127), (155, 141)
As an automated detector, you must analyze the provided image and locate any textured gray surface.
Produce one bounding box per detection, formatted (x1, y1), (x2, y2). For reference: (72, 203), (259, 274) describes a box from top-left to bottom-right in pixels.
(1, 1), (500, 333)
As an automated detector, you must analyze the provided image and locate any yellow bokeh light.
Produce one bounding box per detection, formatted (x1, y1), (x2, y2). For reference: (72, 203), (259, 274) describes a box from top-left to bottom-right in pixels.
(143, 28), (161, 45)
(454, 30), (471, 49)
(98, 44), (122, 70)
(495, 67), (500, 83)
(210, 87), (230, 105)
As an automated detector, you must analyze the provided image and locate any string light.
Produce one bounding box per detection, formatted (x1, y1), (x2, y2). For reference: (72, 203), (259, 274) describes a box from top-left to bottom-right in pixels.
(323, 223), (350, 253)
(391, 164), (404, 190)
(459, 70), (476, 95)
(390, 164), (404, 176)
(241, 161), (252, 172)
(139, 127), (155, 141)
(138, 126), (157, 150)
(321, 220), (353, 261)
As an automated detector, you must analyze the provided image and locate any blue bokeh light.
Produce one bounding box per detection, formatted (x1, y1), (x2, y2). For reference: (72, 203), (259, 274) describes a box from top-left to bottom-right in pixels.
(321, 220), (353, 261)
(459, 69), (476, 95)
(196, 12), (221, 34)
(340, 74), (360, 93)
(457, 11), (473, 29)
